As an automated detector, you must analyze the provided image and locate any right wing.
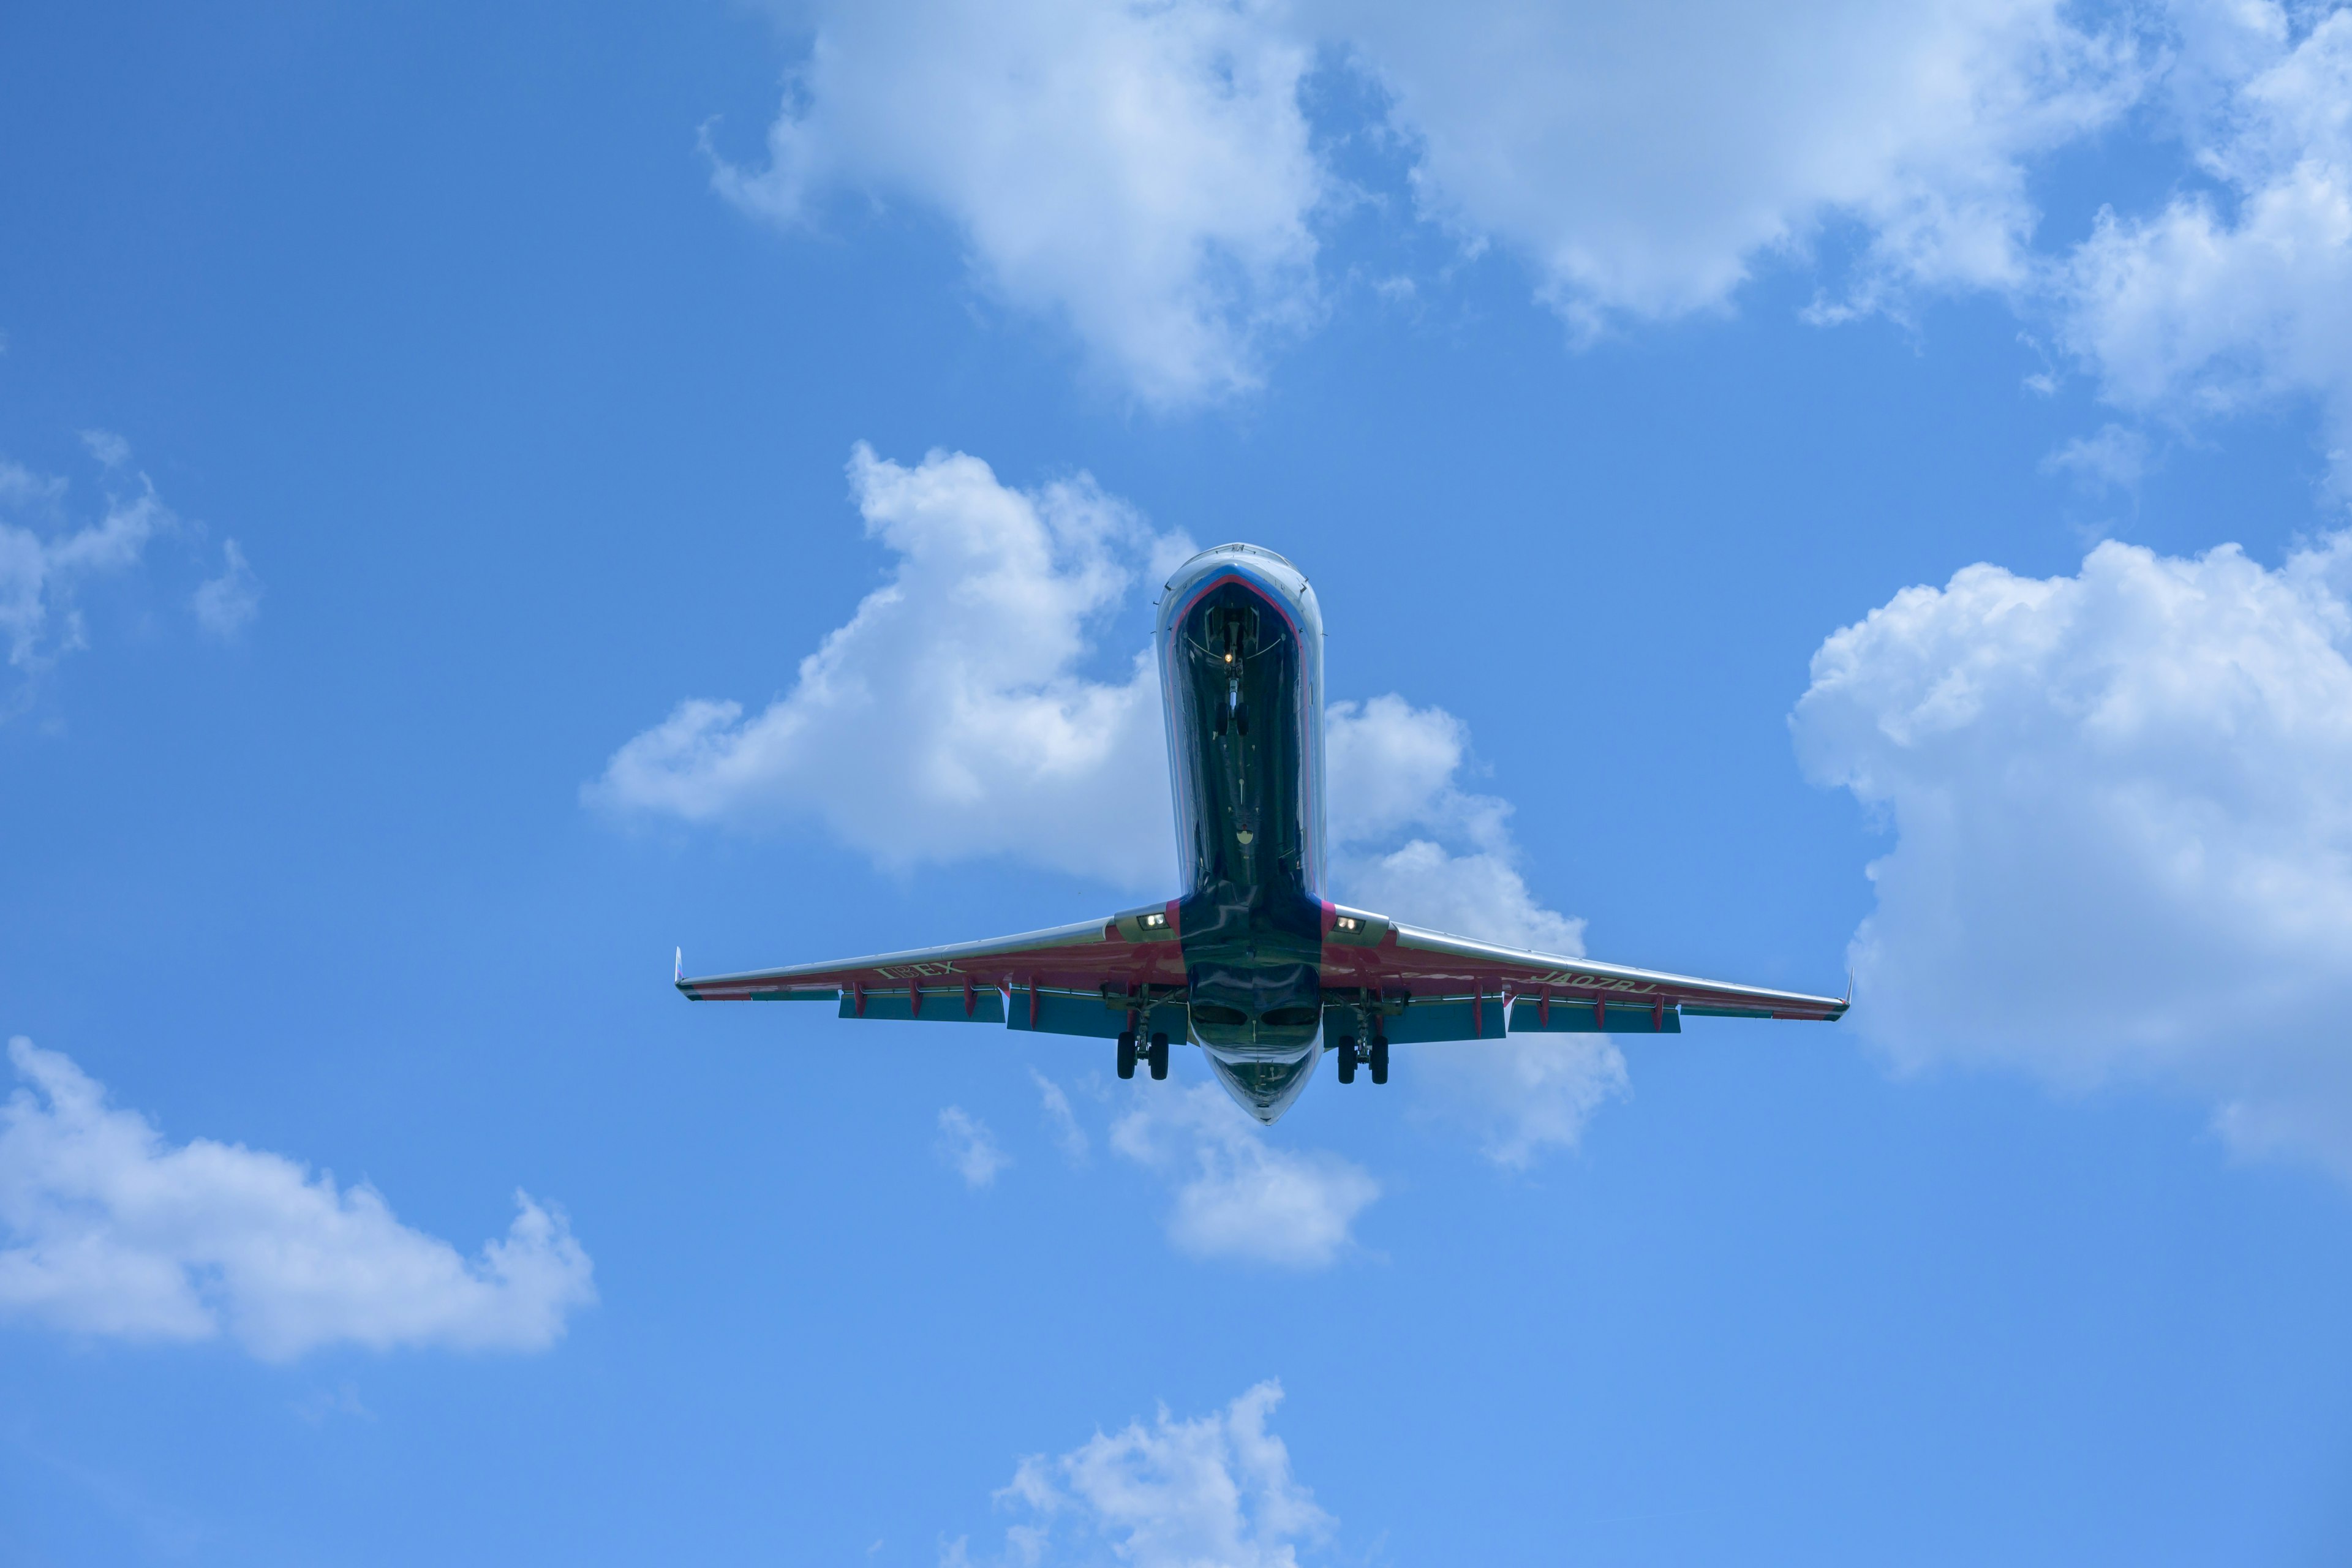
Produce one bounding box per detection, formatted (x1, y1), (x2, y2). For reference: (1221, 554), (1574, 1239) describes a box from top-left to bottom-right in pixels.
(676, 902), (1189, 1038)
(1318, 904), (1847, 1040)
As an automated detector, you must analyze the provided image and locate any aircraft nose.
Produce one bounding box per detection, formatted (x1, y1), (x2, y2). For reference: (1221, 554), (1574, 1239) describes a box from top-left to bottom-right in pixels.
(1204, 1047), (1319, 1124)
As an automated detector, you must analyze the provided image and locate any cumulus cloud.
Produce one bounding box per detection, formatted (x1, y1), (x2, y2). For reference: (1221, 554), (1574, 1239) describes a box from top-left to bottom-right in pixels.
(1321, 0), (2136, 328)
(0, 1039), (595, 1359)
(719, 0), (1324, 407)
(1325, 695), (1581, 951)
(937, 1106), (1011, 1188)
(2060, 4), (2352, 486)
(714, 0), (2352, 478)
(1325, 695), (1623, 1166)
(970, 1381), (1331, 1568)
(1793, 532), (2352, 1177)
(589, 443), (1190, 888)
(1110, 1085), (1377, 1267)
(718, 0), (2152, 396)
(192, 538), (263, 639)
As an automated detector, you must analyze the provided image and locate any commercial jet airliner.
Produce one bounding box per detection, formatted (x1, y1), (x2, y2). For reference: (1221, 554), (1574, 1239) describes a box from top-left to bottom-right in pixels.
(677, 543), (1847, 1123)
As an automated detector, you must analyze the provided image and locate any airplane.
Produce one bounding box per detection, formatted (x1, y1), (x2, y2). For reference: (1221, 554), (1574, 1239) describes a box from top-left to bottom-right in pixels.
(677, 542), (1847, 1123)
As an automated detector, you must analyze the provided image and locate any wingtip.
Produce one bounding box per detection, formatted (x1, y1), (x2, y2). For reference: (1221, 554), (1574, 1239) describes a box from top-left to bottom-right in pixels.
(674, 946), (683, 985)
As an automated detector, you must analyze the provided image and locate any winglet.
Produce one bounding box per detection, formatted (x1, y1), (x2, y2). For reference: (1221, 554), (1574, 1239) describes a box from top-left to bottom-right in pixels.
(674, 946), (683, 985)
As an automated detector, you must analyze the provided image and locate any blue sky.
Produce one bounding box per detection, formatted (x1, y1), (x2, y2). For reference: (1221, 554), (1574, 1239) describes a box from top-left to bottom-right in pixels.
(7, 1), (2352, 1562)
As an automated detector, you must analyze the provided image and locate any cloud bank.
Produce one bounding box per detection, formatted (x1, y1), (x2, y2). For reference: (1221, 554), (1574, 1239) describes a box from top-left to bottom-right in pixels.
(968, 1380), (1332, 1568)
(1793, 532), (2352, 1177)
(0, 1039), (595, 1359)
(724, 0), (2352, 495)
(724, 0), (2132, 381)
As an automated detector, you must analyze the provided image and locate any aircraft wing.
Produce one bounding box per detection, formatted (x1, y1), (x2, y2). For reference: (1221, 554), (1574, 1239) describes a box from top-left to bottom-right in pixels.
(675, 902), (1191, 1038)
(1317, 904), (1847, 1041)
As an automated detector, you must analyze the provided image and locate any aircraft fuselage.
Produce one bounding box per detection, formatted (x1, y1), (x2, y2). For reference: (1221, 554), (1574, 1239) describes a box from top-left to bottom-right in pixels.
(1156, 545), (1330, 1117)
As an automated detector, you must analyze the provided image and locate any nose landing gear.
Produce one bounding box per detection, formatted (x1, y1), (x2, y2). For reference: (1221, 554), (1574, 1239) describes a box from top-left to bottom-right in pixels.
(1117, 1031), (1137, 1079)
(1148, 1032), (1170, 1080)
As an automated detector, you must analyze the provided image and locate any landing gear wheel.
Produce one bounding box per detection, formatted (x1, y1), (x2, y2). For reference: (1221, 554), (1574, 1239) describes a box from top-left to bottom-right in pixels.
(1369, 1035), (1390, 1086)
(1147, 1032), (1170, 1080)
(1336, 1035), (1358, 1084)
(1116, 1031), (1137, 1080)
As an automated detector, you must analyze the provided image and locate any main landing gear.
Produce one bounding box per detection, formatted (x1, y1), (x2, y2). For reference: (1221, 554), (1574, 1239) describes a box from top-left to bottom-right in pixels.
(1334, 1035), (1390, 1086)
(1117, 1031), (1171, 1080)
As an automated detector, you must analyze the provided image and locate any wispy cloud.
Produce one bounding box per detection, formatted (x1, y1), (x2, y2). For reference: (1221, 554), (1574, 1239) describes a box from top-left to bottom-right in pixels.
(937, 1106), (1011, 1189)
(192, 538), (263, 639)
(0, 1038), (595, 1360)
(2, 446), (172, 680)
(1030, 1069), (1090, 1164)
(2040, 423), (2152, 496)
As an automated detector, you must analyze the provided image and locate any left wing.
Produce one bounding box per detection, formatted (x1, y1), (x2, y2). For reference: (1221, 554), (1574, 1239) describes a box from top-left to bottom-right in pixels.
(676, 903), (1189, 1038)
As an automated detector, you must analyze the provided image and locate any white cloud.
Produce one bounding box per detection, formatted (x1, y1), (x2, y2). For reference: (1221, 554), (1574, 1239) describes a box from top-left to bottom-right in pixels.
(2041, 422), (2153, 494)
(1792, 532), (2352, 1177)
(192, 538), (263, 639)
(1325, 695), (1623, 1166)
(588, 443), (1189, 888)
(720, 0), (1324, 407)
(979, 1381), (1331, 1568)
(2060, 4), (2352, 486)
(1111, 1085), (1376, 1267)
(1321, 0), (2137, 329)
(0, 1039), (595, 1359)
(1030, 1069), (1090, 1163)
(937, 1106), (1011, 1188)
(717, 0), (2143, 394)
(80, 429), (132, 470)
(1325, 695), (1579, 952)
(1, 444), (173, 686)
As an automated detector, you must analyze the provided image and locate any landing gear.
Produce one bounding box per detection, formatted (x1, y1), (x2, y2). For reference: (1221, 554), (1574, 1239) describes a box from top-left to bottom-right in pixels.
(1368, 1034), (1389, 1085)
(1117, 1031), (1137, 1080)
(1147, 1032), (1170, 1080)
(1335, 1036), (1359, 1084)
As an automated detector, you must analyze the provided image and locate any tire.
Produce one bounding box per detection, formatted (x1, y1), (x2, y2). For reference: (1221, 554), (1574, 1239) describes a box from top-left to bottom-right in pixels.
(1117, 1031), (1136, 1080)
(1369, 1035), (1390, 1085)
(1147, 1032), (1170, 1080)
(1336, 1035), (1357, 1084)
